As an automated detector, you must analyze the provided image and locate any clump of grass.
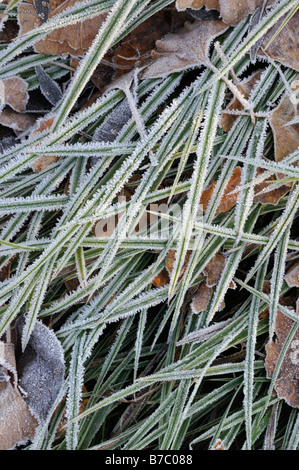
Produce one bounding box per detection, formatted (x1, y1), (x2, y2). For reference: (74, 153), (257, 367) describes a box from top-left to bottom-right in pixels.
(0, 0), (298, 450)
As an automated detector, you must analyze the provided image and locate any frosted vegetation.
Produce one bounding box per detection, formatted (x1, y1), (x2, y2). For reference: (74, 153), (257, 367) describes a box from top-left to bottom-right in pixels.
(0, 0), (298, 450)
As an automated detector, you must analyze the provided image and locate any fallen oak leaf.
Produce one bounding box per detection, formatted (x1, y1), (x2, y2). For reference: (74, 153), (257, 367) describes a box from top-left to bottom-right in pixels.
(141, 19), (229, 79)
(176, 0), (276, 25)
(18, 0), (107, 57)
(191, 282), (213, 313)
(0, 340), (38, 450)
(0, 77), (29, 113)
(265, 301), (299, 408)
(112, 10), (172, 77)
(200, 167), (242, 215)
(269, 85), (299, 162)
(257, 9), (299, 72)
(253, 167), (293, 205)
(204, 251), (226, 287)
(0, 108), (36, 133)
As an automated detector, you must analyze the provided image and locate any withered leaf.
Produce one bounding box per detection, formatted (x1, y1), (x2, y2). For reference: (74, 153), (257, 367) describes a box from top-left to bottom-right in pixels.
(112, 10), (171, 77)
(142, 19), (229, 79)
(0, 77), (29, 113)
(285, 261), (299, 288)
(204, 251), (226, 287)
(93, 98), (132, 144)
(152, 268), (170, 288)
(200, 167), (241, 214)
(265, 305), (299, 408)
(0, 108), (36, 133)
(258, 10), (299, 72)
(191, 282), (213, 313)
(18, 0), (107, 57)
(35, 65), (63, 106)
(253, 168), (293, 205)
(0, 341), (38, 450)
(31, 115), (59, 172)
(15, 317), (65, 423)
(220, 71), (262, 132)
(176, 0), (275, 25)
(165, 249), (192, 277)
(269, 86), (299, 162)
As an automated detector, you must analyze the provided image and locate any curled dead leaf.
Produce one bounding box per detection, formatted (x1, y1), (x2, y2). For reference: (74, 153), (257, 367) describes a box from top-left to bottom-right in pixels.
(18, 0), (106, 57)
(265, 303), (299, 408)
(142, 19), (229, 79)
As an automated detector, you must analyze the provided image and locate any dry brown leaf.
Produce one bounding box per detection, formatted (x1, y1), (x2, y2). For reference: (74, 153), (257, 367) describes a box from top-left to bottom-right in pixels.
(30, 116), (59, 172)
(258, 10), (299, 72)
(0, 77), (29, 113)
(152, 249), (191, 287)
(0, 108), (36, 132)
(269, 86), (299, 162)
(191, 282), (213, 313)
(0, 341), (38, 450)
(265, 303), (299, 408)
(165, 249), (192, 277)
(200, 167), (241, 214)
(176, 0), (275, 25)
(152, 268), (170, 288)
(204, 251), (226, 287)
(18, 0), (106, 56)
(112, 10), (171, 77)
(220, 71), (261, 132)
(219, 0), (266, 25)
(285, 261), (299, 288)
(253, 168), (293, 205)
(142, 19), (228, 79)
